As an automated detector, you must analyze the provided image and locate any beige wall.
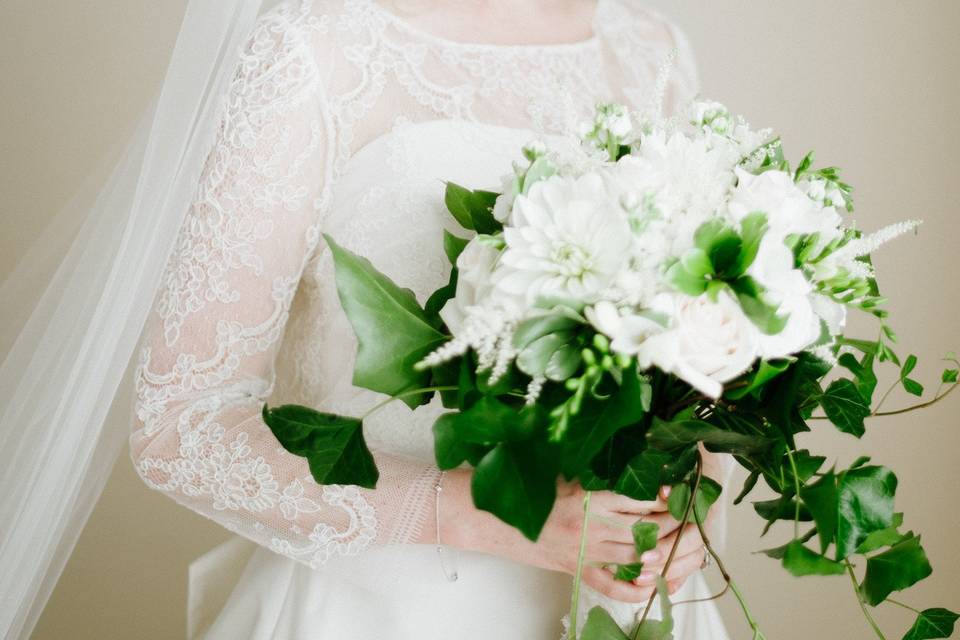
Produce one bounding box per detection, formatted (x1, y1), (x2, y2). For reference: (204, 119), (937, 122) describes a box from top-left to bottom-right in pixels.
(1, 1), (957, 638)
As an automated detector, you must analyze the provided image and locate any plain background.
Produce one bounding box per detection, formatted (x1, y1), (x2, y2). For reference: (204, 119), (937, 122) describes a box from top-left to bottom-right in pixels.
(1, 1), (958, 638)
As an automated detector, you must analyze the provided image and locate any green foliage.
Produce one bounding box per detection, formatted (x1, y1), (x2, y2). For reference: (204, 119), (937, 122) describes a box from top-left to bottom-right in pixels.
(820, 379), (871, 438)
(323, 234), (446, 407)
(471, 439), (560, 541)
(780, 540), (846, 577)
(860, 535), (933, 606)
(444, 182), (501, 234)
(668, 475), (722, 524)
(262, 405), (378, 488)
(902, 608), (959, 640)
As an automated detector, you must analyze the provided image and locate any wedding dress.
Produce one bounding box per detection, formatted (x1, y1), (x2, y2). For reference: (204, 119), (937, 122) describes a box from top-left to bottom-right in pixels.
(129, 1), (732, 637)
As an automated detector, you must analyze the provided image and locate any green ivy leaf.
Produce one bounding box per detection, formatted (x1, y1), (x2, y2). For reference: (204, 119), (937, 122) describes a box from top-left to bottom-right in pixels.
(432, 412), (487, 470)
(562, 365), (647, 477)
(581, 606), (631, 640)
(781, 540), (846, 576)
(733, 469), (760, 505)
(442, 229), (469, 265)
(820, 378), (871, 438)
(902, 608), (959, 640)
(444, 182), (500, 234)
(615, 450), (672, 501)
(900, 354), (925, 397)
(856, 513), (907, 554)
(942, 369), (959, 384)
(633, 520), (660, 557)
(633, 577), (675, 640)
(838, 351), (878, 404)
(725, 359), (792, 400)
(324, 235), (446, 408)
(668, 476), (722, 524)
(837, 465), (898, 559)
(262, 405), (378, 489)
(471, 440), (559, 541)
(800, 470), (839, 554)
(647, 417), (773, 455)
(860, 535), (933, 606)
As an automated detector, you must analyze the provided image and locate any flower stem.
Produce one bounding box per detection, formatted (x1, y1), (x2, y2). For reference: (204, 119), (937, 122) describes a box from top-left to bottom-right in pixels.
(785, 448), (802, 539)
(634, 458), (702, 636)
(844, 559), (888, 640)
(886, 598), (921, 615)
(569, 491), (592, 640)
(690, 456), (766, 639)
(359, 386), (457, 421)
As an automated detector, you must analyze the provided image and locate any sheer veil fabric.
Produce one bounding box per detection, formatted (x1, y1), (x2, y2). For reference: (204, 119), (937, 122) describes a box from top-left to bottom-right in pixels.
(0, 1), (730, 638)
(0, 3), (268, 637)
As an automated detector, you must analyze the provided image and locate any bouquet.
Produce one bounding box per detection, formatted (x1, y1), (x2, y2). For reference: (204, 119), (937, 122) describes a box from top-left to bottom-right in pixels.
(263, 99), (958, 639)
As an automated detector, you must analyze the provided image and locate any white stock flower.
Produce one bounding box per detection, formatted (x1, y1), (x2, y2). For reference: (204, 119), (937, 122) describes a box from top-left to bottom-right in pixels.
(729, 168), (843, 251)
(585, 301), (664, 355)
(614, 134), (738, 257)
(637, 292), (760, 398)
(493, 173), (631, 306)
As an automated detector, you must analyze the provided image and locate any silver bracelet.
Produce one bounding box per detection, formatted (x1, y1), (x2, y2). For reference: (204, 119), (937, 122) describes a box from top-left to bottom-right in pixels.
(434, 471), (459, 582)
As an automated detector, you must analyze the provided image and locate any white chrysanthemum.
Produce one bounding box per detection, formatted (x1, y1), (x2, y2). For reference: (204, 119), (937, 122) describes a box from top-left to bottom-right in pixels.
(493, 173), (632, 306)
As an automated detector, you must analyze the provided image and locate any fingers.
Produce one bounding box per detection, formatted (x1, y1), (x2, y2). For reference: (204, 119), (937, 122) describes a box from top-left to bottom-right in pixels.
(581, 565), (657, 604)
(597, 491), (669, 515)
(589, 541), (640, 566)
(643, 523), (703, 569)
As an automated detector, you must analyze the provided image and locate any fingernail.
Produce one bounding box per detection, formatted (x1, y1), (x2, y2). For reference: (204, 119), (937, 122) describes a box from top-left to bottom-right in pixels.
(662, 485), (672, 498)
(640, 551), (661, 563)
(636, 571), (656, 583)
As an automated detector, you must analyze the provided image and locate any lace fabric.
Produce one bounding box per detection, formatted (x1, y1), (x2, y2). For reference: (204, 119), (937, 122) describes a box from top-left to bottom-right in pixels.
(130, 0), (700, 570)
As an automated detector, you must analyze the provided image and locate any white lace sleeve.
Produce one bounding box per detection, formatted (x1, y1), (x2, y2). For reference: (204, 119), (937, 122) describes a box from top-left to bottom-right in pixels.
(129, 5), (439, 569)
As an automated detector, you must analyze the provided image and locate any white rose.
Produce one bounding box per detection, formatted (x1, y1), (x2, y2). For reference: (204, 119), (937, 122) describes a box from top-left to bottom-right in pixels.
(637, 292), (760, 398)
(439, 239), (504, 335)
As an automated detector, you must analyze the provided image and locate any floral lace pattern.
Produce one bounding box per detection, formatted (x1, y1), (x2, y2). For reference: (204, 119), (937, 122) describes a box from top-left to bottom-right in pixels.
(130, 0), (699, 570)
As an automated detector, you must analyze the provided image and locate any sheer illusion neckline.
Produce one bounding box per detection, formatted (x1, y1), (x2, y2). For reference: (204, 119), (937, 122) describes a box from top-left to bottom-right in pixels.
(366, 0), (605, 53)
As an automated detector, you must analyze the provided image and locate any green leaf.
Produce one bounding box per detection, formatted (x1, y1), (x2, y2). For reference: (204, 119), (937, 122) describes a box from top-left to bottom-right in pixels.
(856, 512), (907, 554)
(781, 540), (846, 576)
(735, 212), (769, 276)
(449, 396), (541, 444)
(725, 359), (792, 400)
(668, 476), (722, 524)
(581, 606), (631, 640)
(800, 471), (839, 554)
(902, 608), (959, 640)
(513, 313), (580, 350)
(432, 412), (486, 470)
(444, 182), (500, 234)
(900, 354), (925, 396)
(732, 276), (789, 335)
(562, 365), (647, 477)
(838, 351), (878, 404)
(633, 577), (675, 640)
(324, 235), (446, 408)
(942, 369), (959, 384)
(517, 331), (576, 378)
(836, 465), (898, 559)
(820, 378), (871, 438)
(860, 535), (933, 606)
(423, 267), (457, 326)
(633, 520), (660, 556)
(472, 440), (559, 540)
(615, 450), (672, 501)
(733, 469), (760, 505)
(614, 563), (643, 582)
(442, 229), (469, 265)
(647, 417), (773, 455)
(262, 405), (378, 488)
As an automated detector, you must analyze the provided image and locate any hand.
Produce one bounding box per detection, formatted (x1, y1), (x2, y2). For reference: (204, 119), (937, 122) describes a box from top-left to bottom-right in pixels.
(615, 507), (709, 597)
(436, 472), (683, 603)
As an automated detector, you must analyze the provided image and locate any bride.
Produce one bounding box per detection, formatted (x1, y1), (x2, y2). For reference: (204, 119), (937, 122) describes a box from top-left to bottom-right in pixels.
(3, 0), (732, 638)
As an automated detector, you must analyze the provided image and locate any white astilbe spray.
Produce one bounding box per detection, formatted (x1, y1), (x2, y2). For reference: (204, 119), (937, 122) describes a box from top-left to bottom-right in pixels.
(817, 219), (922, 280)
